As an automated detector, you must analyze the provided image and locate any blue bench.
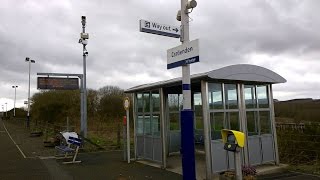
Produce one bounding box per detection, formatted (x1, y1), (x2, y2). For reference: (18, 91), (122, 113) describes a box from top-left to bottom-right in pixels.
(55, 136), (82, 164)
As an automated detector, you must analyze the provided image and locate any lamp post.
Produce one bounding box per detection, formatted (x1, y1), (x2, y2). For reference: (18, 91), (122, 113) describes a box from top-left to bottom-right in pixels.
(12, 85), (18, 117)
(1, 105), (3, 118)
(25, 57), (35, 128)
(5, 103), (7, 117)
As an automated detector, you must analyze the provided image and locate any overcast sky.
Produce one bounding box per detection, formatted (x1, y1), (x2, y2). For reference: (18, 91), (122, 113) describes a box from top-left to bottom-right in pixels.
(0, 0), (319, 111)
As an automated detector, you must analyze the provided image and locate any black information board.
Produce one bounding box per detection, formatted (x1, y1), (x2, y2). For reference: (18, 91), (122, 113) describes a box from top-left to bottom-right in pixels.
(37, 77), (79, 90)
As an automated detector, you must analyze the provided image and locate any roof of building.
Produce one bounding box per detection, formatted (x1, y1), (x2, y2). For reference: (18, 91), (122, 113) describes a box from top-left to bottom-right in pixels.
(125, 64), (286, 93)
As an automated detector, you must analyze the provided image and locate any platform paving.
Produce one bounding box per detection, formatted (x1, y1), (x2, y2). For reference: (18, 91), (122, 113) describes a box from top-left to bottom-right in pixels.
(1, 118), (319, 180)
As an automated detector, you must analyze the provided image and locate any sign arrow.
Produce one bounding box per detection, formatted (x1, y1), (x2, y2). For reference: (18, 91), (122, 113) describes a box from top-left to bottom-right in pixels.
(173, 28), (179, 33)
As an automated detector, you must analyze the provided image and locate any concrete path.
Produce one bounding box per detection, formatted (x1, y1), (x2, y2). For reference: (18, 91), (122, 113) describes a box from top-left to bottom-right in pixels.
(0, 119), (182, 180)
(0, 119), (50, 180)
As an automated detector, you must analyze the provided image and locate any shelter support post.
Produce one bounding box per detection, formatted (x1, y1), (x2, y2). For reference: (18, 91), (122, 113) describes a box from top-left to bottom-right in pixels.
(160, 88), (167, 168)
(239, 84), (249, 165)
(269, 85), (280, 165)
(132, 93), (137, 160)
(201, 80), (212, 179)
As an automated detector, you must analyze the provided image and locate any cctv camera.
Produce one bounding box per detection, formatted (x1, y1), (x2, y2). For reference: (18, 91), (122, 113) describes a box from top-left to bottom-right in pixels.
(176, 10), (181, 21)
(25, 57), (30, 61)
(82, 40), (88, 45)
(187, 0), (197, 9)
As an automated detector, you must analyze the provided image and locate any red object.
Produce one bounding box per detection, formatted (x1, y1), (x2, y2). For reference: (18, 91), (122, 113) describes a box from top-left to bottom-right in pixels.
(123, 116), (127, 126)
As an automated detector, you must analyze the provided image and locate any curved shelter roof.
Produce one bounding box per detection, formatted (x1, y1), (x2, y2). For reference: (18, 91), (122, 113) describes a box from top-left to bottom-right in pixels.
(125, 64), (286, 93)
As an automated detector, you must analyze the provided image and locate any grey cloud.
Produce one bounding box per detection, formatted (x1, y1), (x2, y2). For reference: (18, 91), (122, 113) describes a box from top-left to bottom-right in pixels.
(0, 0), (320, 107)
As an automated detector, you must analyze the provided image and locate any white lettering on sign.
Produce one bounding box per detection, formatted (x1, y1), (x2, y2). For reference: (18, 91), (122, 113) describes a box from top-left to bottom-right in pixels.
(172, 47), (193, 57)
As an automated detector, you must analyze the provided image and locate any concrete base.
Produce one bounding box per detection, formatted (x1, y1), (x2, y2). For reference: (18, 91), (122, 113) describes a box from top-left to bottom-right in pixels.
(137, 152), (288, 180)
(256, 163), (289, 175)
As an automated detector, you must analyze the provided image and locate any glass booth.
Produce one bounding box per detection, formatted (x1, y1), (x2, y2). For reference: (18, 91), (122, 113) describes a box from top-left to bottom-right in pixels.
(125, 64), (286, 177)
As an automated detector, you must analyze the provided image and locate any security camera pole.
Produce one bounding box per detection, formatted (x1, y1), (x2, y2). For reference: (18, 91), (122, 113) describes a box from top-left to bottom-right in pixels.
(180, 0), (197, 179)
(80, 16), (88, 138)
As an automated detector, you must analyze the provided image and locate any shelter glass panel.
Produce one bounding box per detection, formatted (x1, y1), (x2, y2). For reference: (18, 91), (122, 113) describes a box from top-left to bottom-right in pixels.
(225, 84), (238, 109)
(208, 83), (223, 109)
(210, 112), (224, 140)
(152, 114), (160, 137)
(194, 93), (203, 129)
(170, 113), (180, 130)
(246, 111), (258, 136)
(152, 92), (160, 112)
(168, 94), (180, 112)
(137, 115), (144, 135)
(144, 115), (151, 135)
(244, 85), (257, 109)
(227, 112), (240, 131)
(143, 93), (150, 112)
(137, 93), (143, 113)
(257, 85), (269, 108)
(260, 111), (271, 134)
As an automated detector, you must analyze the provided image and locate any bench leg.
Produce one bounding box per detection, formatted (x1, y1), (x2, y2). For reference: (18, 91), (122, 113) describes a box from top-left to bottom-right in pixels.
(62, 160), (81, 164)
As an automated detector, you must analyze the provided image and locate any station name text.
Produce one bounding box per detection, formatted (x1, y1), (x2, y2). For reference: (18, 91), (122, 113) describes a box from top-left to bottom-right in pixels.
(171, 47), (193, 58)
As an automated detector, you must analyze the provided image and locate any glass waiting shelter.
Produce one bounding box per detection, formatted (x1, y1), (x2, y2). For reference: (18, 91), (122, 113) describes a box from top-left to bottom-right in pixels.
(125, 64), (286, 176)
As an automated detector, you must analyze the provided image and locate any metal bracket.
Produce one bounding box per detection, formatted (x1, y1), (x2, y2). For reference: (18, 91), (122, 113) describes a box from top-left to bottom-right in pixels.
(180, 25), (184, 42)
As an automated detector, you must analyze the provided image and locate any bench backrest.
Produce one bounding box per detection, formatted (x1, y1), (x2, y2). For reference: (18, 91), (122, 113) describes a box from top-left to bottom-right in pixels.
(67, 136), (82, 147)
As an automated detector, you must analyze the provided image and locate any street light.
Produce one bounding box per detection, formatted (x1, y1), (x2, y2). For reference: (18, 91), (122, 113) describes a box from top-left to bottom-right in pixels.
(12, 85), (18, 117)
(5, 102), (7, 117)
(25, 57), (35, 128)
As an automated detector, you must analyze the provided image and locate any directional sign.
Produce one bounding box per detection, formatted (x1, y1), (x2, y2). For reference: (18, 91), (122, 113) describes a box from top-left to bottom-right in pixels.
(139, 19), (180, 38)
(167, 39), (199, 69)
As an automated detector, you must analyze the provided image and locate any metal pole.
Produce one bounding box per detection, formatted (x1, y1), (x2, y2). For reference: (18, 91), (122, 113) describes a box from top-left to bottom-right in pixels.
(27, 60), (31, 127)
(201, 80), (212, 179)
(126, 109), (130, 163)
(5, 103), (7, 117)
(269, 85), (280, 165)
(181, 1), (191, 109)
(80, 75), (84, 136)
(81, 16), (88, 138)
(160, 88), (167, 168)
(234, 150), (243, 180)
(123, 116), (127, 161)
(180, 0), (196, 179)
(14, 87), (17, 117)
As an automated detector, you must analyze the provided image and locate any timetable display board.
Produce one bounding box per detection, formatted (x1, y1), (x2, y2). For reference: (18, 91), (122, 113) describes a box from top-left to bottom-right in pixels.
(37, 77), (79, 90)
